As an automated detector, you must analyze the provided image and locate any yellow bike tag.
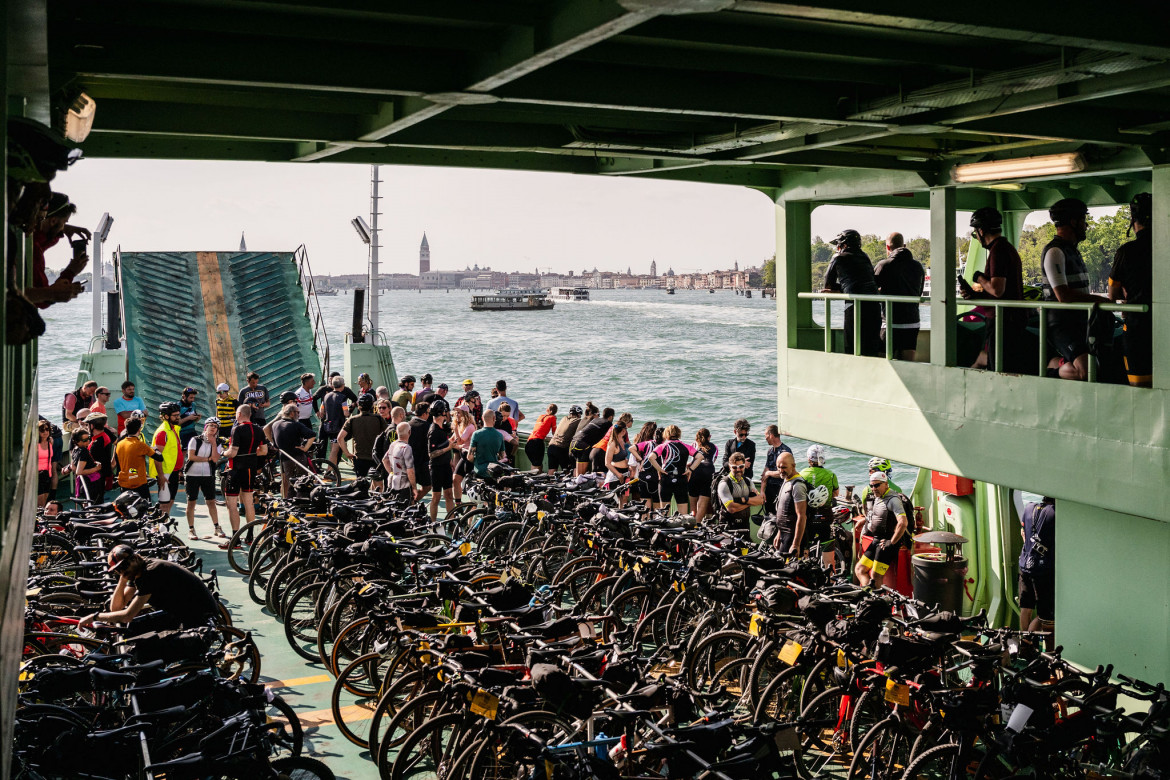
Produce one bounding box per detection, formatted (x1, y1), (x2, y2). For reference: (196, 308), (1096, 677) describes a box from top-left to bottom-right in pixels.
(285, 529), (295, 544)
(748, 613), (762, 637)
(18, 670), (33, 682)
(632, 561), (641, 573)
(537, 511), (546, 520)
(469, 688), (499, 720)
(884, 678), (910, 706)
(587, 538), (593, 548)
(459, 542), (471, 555)
(672, 580), (685, 592)
(778, 640), (803, 665)
(358, 583), (372, 595)
(418, 641), (432, 666)
(741, 548), (750, 556)
(837, 649), (848, 668)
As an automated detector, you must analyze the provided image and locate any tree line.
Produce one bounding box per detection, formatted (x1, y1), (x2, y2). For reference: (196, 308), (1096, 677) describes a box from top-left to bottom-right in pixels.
(760, 206), (1131, 293)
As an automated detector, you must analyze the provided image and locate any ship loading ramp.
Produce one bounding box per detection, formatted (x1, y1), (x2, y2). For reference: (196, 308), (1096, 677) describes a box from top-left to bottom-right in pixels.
(116, 249), (327, 407)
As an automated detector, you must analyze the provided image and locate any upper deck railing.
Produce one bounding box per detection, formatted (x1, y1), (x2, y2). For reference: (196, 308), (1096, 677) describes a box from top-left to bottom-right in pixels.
(798, 292), (1148, 383)
(292, 245), (331, 380)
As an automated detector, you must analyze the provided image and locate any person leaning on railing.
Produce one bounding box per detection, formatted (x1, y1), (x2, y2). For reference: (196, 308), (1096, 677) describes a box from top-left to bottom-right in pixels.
(822, 229), (883, 357)
(959, 207), (1030, 373)
(1108, 193), (1153, 388)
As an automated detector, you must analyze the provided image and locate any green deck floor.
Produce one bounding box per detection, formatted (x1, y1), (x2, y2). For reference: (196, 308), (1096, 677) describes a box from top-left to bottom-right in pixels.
(184, 499), (374, 779)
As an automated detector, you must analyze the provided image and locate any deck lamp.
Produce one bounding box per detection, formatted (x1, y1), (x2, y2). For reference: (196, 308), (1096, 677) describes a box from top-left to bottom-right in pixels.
(952, 152), (1084, 183)
(63, 92), (96, 143)
(351, 216), (372, 245)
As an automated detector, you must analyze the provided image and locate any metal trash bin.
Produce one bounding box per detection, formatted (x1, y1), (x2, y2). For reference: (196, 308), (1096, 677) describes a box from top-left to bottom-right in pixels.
(911, 531), (969, 613)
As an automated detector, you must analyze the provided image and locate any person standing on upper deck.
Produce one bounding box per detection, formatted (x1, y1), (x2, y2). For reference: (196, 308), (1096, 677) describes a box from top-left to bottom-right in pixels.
(960, 207), (1029, 373)
(874, 232), (925, 362)
(1041, 198), (1109, 381)
(823, 229), (883, 357)
(1108, 193), (1153, 388)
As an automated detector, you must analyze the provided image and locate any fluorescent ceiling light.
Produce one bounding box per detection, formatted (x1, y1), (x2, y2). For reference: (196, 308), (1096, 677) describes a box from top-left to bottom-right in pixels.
(982, 182), (1025, 191)
(952, 152), (1084, 183)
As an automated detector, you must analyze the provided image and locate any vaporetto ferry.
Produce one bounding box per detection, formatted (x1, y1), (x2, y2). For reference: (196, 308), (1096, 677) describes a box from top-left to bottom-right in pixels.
(5, 3), (1170, 777)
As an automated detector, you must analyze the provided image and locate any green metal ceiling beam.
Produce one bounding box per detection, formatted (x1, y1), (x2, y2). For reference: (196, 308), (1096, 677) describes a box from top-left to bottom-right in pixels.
(90, 99), (362, 143)
(731, 0), (1170, 59)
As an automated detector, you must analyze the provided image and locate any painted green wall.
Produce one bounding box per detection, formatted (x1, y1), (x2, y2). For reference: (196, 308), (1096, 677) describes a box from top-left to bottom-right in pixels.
(1057, 500), (1170, 682)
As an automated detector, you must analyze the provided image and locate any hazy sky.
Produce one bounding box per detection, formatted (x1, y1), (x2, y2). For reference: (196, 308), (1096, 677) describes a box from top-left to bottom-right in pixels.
(55, 159), (1082, 276)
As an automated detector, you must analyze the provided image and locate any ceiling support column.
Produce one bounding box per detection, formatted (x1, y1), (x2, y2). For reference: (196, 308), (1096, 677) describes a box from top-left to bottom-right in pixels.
(775, 197), (811, 427)
(930, 186), (957, 367)
(1151, 165), (1170, 390)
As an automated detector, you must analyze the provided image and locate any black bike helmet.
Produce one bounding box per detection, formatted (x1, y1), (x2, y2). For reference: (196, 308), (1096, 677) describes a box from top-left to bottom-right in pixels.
(158, 402), (180, 416)
(969, 206), (1003, 231)
(112, 492), (148, 520)
(569, 405), (583, 417)
(830, 229), (862, 249)
(357, 394), (374, 411)
(1049, 198), (1088, 227)
(1129, 192), (1152, 230)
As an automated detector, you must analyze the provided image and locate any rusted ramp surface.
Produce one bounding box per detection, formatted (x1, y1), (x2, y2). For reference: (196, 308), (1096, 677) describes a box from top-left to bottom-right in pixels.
(120, 251), (320, 408)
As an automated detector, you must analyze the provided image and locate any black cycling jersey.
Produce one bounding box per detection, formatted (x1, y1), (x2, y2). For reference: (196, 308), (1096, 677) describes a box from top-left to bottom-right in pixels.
(824, 249), (879, 297)
(873, 247), (925, 325)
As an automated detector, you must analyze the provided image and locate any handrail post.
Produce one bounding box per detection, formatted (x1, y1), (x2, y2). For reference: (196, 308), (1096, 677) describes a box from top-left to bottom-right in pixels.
(824, 299), (832, 353)
(1087, 354), (1098, 383)
(884, 300), (893, 360)
(1038, 315), (1048, 376)
(994, 313), (1004, 373)
(852, 304), (861, 356)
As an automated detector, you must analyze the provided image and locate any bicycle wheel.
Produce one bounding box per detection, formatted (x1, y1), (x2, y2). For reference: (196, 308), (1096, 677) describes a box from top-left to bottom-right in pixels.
(367, 671), (431, 757)
(283, 582), (326, 661)
(385, 711), (466, 780)
(266, 558), (307, 615)
(850, 685), (895, 752)
(271, 756), (335, 780)
(466, 710), (574, 780)
(247, 546), (283, 606)
(901, 742), (963, 779)
(476, 521), (524, 557)
(267, 693), (305, 759)
(632, 604), (671, 659)
(372, 689), (445, 764)
(226, 520), (267, 575)
(795, 686), (853, 779)
(331, 653), (390, 749)
(311, 458), (340, 485)
(683, 629), (752, 690)
(847, 718), (911, 780)
(755, 664), (811, 723)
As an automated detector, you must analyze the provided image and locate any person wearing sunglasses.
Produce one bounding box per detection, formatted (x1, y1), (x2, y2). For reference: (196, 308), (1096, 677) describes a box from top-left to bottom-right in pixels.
(855, 471), (909, 589)
(721, 418), (757, 480)
(78, 544), (220, 635)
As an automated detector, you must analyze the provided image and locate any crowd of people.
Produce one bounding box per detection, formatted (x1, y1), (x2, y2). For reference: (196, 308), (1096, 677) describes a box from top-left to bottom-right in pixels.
(822, 195), (1153, 386)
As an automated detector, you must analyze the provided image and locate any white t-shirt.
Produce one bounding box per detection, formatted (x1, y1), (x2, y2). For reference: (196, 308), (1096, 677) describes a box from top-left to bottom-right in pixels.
(186, 437), (222, 478)
(295, 386), (314, 420)
(384, 441), (415, 490)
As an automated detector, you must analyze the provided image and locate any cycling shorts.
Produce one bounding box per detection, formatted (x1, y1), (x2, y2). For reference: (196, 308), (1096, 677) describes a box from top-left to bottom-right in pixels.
(224, 466), (256, 496)
(1018, 570), (1055, 621)
(658, 473), (688, 507)
(859, 537), (899, 575)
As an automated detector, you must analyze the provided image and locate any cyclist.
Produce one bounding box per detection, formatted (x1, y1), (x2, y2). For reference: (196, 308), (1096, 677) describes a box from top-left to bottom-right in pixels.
(799, 444), (840, 566)
(859, 457), (901, 505)
(148, 402), (184, 516)
(855, 472), (908, 588)
(78, 544), (220, 635)
(220, 404), (267, 548)
(772, 451), (808, 555)
(713, 452), (763, 529)
(960, 206), (1028, 372)
(1108, 192), (1153, 387)
(823, 228), (882, 357)
(1041, 198), (1109, 381)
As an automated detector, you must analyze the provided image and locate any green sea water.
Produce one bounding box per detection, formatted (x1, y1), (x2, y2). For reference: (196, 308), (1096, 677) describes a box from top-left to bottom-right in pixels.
(38, 287), (917, 490)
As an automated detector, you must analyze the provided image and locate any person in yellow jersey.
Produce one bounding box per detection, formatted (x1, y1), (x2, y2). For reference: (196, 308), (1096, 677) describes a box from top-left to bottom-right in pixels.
(855, 472), (908, 588)
(148, 402), (184, 516)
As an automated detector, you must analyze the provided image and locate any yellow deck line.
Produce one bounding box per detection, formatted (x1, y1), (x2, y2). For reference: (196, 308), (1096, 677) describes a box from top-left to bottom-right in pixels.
(295, 701), (377, 729)
(264, 674), (331, 688)
(196, 251), (239, 390)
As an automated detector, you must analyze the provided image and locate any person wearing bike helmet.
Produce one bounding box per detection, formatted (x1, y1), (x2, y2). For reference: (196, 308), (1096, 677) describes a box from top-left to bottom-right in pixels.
(546, 404), (583, 475)
(1042, 198), (1109, 381)
(148, 402), (184, 516)
(859, 457), (902, 505)
(185, 417), (224, 540)
(800, 444), (840, 566)
(78, 544), (221, 635)
(823, 228), (882, 357)
(271, 404), (318, 498)
(337, 392), (384, 480)
(960, 206), (1029, 372)
(856, 472), (909, 588)
(1108, 193), (1153, 387)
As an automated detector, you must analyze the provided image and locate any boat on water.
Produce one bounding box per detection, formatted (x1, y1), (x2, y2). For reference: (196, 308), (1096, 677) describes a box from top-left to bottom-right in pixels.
(315, 287), (339, 296)
(470, 288), (555, 311)
(550, 286), (590, 301)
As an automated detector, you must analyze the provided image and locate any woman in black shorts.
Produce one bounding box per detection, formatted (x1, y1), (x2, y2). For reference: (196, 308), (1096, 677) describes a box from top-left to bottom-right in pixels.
(427, 408), (456, 522)
(687, 428), (718, 522)
(630, 422), (661, 509)
(185, 417), (224, 540)
(649, 424), (701, 515)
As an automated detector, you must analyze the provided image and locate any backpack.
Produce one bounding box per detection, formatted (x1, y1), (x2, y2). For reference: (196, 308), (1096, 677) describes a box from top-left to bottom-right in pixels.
(864, 490), (917, 548)
(711, 472), (760, 525)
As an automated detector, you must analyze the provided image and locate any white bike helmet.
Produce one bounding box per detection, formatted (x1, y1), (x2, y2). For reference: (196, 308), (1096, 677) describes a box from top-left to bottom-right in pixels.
(806, 444), (827, 467)
(808, 484), (831, 508)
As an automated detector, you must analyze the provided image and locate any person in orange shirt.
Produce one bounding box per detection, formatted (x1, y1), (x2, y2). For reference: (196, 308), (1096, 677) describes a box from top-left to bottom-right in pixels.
(114, 417), (162, 503)
(89, 386), (111, 416)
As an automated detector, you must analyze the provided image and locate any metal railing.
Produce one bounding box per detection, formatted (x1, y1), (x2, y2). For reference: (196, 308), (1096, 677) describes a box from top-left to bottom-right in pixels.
(292, 245), (331, 379)
(798, 292), (1148, 382)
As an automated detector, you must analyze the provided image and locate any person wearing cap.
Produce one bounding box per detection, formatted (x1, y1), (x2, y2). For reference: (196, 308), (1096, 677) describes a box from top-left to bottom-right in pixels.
(856, 471), (908, 588)
(414, 373), (435, 406)
(113, 381), (145, 435)
(338, 393), (386, 479)
(320, 375), (351, 466)
(392, 375), (416, 412)
(823, 228), (882, 357)
(457, 379), (483, 428)
(428, 383), (451, 428)
(426, 405), (456, 521)
(149, 403), (185, 516)
(177, 387), (201, 448)
(77, 544), (221, 634)
(238, 371), (270, 425)
(185, 417), (225, 539)
(270, 405), (316, 498)
(295, 373), (317, 432)
(215, 383), (239, 431)
(27, 191), (89, 310)
(960, 207), (1028, 372)
(1041, 198), (1109, 381)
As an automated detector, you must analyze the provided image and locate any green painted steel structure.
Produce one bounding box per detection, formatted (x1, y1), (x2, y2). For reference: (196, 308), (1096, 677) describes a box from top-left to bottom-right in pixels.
(4, 1), (1170, 774)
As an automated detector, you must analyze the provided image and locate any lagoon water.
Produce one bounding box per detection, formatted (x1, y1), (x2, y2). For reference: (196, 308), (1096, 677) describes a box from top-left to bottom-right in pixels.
(38, 287), (917, 490)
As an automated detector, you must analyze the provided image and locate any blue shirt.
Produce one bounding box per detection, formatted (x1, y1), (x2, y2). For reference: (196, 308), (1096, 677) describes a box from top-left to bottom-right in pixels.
(178, 399), (199, 436)
(487, 395), (520, 420)
(113, 395), (146, 423)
